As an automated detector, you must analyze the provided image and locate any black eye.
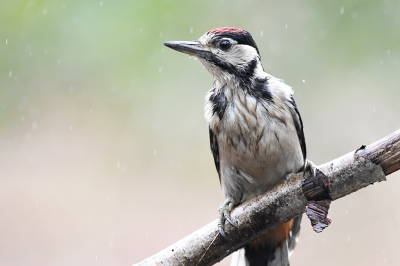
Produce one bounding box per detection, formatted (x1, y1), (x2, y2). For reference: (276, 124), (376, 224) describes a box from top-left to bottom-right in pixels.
(218, 40), (232, 50)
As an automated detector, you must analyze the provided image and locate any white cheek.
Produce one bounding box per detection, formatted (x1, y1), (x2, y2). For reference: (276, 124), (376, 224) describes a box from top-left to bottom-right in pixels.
(222, 46), (259, 66)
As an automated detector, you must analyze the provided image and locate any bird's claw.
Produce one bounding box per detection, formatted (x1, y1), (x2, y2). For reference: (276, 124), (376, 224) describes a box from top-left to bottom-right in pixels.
(218, 201), (237, 240)
(303, 159), (317, 177)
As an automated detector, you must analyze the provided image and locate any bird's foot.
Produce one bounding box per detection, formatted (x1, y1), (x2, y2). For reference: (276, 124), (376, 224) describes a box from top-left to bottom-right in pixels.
(218, 200), (237, 240)
(303, 159), (317, 177)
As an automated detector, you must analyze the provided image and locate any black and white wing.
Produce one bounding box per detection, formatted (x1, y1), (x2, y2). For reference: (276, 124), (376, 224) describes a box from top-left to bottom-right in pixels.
(209, 127), (221, 184)
(288, 95), (307, 162)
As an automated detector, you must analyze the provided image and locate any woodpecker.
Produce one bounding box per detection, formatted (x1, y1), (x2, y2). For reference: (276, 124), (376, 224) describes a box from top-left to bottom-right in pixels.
(164, 27), (315, 266)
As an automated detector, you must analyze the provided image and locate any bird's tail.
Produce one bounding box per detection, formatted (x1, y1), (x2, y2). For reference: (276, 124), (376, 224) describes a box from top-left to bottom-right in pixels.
(231, 215), (302, 266)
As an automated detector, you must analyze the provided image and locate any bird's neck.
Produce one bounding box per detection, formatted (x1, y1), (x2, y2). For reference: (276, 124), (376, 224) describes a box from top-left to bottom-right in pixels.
(212, 61), (267, 95)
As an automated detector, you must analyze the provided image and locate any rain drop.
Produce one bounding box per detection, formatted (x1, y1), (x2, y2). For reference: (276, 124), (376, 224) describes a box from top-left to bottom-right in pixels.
(154, 150), (157, 156)
(100, 1), (102, 6)
(260, 31), (263, 37)
(43, 9), (47, 16)
(5, 39), (8, 45)
(190, 27), (193, 34)
(285, 24), (287, 29)
(340, 7), (344, 15)
(9, 71), (12, 77)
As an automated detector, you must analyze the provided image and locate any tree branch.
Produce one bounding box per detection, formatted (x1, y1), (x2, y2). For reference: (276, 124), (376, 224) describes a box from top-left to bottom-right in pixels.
(134, 130), (400, 266)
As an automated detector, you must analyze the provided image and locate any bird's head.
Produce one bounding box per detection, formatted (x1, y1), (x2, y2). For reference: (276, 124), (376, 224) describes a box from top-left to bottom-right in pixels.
(164, 27), (263, 85)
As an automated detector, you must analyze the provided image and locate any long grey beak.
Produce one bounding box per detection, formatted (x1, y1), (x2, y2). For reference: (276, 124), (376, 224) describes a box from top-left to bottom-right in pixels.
(163, 41), (211, 59)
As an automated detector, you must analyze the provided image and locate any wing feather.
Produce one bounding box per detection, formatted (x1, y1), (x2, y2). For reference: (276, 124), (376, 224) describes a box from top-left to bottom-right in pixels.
(288, 96), (307, 162)
(209, 127), (221, 183)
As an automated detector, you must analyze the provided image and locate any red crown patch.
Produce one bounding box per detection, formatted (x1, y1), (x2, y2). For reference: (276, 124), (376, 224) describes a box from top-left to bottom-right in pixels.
(208, 27), (247, 35)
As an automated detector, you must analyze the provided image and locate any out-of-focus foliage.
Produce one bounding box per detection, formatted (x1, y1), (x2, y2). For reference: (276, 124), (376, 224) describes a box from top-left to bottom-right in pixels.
(1, 1), (400, 265)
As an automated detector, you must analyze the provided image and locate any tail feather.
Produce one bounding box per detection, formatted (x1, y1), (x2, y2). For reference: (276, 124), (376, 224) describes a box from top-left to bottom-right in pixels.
(231, 249), (249, 266)
(231, 215), (302, 266)
(288, 215), (302, 255)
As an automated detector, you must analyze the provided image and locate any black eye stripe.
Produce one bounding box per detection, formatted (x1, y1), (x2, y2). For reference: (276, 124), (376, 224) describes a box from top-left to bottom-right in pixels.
(212, 31), (260, 56)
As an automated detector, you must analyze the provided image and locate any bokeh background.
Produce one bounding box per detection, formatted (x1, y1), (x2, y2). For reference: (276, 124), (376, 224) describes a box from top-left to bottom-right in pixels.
(1, 0), (400, 265)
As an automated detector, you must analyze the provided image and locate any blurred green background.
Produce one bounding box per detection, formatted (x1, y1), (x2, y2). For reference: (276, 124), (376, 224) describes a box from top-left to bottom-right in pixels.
(1, 0), (400, 265)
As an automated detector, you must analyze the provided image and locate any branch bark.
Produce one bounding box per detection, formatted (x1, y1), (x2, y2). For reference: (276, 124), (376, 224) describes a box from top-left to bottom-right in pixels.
(134, 130), (400, 266)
